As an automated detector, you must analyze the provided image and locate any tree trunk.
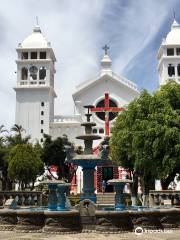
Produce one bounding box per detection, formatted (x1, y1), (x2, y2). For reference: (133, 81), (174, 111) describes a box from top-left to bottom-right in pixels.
(131, 171), (138, 206)
(141, 173), (155, 206)
(142, 194), (149, 206)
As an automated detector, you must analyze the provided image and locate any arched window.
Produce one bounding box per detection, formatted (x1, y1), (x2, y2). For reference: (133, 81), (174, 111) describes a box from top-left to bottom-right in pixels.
(99, 128), (104, 134)
(92, 128), (97, 134)
(21, 67), (28, 80)
(39, 67), (46, 80)
(95, 99), (118, 121)
(177, 64), (180, 76)
(168, 64), (175, 77)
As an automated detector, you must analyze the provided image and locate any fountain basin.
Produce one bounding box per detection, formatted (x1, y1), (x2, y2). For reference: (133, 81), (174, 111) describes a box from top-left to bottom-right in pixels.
(95, 208), (180, 232)
(76, 135), (101, 140)
(81, 122), (96, 127)
(0, 209), (80, 233)
(0, 207), (179, 233)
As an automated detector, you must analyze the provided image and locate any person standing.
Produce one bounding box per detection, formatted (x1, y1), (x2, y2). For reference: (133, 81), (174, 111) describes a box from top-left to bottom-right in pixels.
(102, 180), (106, 194)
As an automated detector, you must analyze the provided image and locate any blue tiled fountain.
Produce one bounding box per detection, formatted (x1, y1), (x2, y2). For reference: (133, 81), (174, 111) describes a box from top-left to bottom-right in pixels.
(108, 179), (133, 210)
(42, 180), (71, 211)
(70, 105), (110, 203)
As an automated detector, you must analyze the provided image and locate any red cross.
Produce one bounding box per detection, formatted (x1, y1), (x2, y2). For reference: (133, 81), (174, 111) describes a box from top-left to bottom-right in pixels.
(90, 92), (124, 136)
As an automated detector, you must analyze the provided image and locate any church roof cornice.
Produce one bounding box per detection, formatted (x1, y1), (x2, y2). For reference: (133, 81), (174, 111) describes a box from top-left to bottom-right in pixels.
(72, 71), (139, 98)
(13, 86), (57, 97)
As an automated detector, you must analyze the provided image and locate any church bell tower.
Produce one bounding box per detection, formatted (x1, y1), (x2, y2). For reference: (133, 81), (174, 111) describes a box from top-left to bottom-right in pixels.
(14, 23), (57, 143)
(158, 18), (180, 86)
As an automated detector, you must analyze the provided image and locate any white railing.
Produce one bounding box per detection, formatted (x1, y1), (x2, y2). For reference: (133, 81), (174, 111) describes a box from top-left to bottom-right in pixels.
(19, 80), (46, 86)
(53, 115), (82, 123)
(112, 73), (138, 91)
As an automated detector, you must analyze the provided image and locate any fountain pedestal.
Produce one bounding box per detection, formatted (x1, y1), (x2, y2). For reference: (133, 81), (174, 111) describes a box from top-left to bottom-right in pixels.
(42, 180), (70, 211)
(57, 183), (71, 210)
(48, 184), (58, 211)
(72, 155), (107, 203)
(108, 179), (133, 210)
(82, 165), (96, 202)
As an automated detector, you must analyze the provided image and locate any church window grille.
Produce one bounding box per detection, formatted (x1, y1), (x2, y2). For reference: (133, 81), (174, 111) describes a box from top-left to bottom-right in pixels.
(21, 52), (28, 59)
(30, 74), (37, 80)
(167, 48), (174, 56)
(168, 64), (175, 77)
(40, 52), (46, 59)
(177, 64), (180, 76)
(41, 102), (44, 107)
(41, 129), (44, 133)
(41, 111), (44, 116)
(40, 138), (43, 142)
(29, 66), (38, 80)
(99, 128), (104, 134)
(176, 48), (180, 55)
(95, 99), (118, 121)
(92, 128), (97, 134)
(39, 67), (46, 80)
(31, 52), (37, 59)
(41, 120), (44, 124)
(21, 67), (28, 80)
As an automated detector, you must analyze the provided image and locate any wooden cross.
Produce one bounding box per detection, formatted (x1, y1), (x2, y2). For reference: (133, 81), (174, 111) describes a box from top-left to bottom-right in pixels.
(90, 92), (124, 136)
(102, 44), (109, 55)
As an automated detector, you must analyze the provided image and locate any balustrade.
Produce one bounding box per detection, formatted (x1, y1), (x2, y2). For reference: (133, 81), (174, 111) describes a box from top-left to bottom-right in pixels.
(149, 190), (180, 207)
(0, 191), (42, 206)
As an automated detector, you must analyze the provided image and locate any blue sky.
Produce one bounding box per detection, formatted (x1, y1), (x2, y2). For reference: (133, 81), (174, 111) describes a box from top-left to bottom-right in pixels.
(0, 0), (179, 128)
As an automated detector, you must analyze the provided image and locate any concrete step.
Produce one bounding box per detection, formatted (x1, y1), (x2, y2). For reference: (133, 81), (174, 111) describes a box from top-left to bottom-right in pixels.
(96, 193), (115, 204)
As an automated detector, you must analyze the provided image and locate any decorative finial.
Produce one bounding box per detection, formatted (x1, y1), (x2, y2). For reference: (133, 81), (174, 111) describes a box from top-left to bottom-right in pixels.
(173, 10), (176, 20)
(33, 16), (41, 33)
(102, 44), (109, 55)
(84, 105), (94, 122)
(36, 16), (39, 25)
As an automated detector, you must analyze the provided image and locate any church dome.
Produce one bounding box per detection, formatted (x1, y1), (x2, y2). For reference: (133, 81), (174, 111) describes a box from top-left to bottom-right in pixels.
(21, 25), (49, 48)
(165, 19), (180, 45)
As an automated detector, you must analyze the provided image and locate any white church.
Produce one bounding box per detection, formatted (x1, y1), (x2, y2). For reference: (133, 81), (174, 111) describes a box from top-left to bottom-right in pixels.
(14, 19), (180, 192)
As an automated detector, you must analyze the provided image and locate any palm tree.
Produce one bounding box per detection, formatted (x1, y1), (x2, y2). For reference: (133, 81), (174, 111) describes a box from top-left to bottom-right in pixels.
(7, 124), (30, 146)
(0, 125), (8, 146)
(11, 124), (25, 136)
(0, 125), (7, 134)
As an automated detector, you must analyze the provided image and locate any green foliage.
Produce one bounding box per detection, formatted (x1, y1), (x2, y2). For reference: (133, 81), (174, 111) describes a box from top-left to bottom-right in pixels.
(68, 195), (80, 206)
(8, 144), (44, 188)
(42, 134), (66, 167)
(41, 134), (75, 181)
(111, 81), (180, 192)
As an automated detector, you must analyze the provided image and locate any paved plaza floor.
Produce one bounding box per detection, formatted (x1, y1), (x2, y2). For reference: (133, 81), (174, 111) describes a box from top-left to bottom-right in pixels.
(0, 230), (179, 240)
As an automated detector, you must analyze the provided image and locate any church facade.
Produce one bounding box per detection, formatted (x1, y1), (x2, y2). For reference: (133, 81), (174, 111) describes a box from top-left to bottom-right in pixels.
(14, 19), (180, 193)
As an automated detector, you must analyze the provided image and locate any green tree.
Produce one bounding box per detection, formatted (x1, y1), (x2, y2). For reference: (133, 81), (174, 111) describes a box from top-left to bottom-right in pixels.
(111, 81), (180, 205)
(41, 134), (75, 182)
(0, 125), (12, 190)
(8, 144), (44, 190)
(152, 82), (180, 189)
